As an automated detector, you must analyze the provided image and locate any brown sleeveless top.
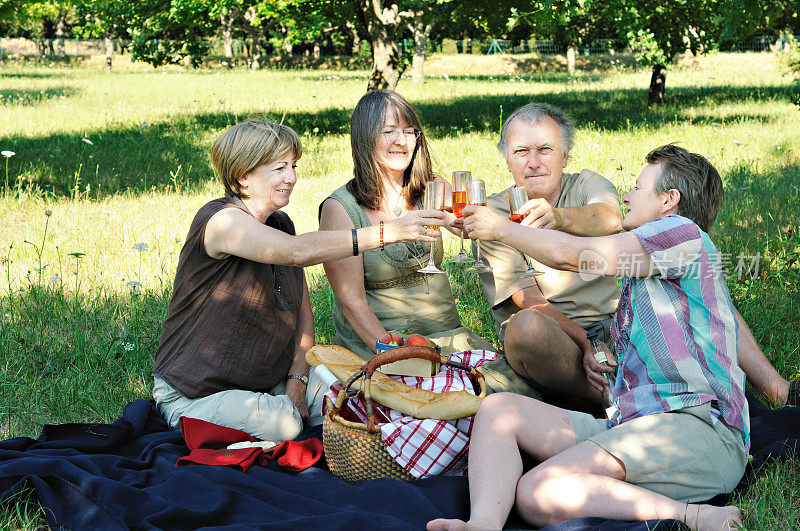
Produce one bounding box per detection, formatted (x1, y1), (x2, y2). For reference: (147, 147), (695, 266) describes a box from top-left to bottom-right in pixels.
(153, 196), (303, 399)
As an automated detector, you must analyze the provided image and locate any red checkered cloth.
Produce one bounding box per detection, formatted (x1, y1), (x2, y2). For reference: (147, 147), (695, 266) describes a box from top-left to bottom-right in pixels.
(324, 349), (497, 479)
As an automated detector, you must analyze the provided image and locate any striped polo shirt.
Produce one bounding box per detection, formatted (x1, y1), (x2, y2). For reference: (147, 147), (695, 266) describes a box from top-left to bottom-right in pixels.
(610, 215), (749, 447)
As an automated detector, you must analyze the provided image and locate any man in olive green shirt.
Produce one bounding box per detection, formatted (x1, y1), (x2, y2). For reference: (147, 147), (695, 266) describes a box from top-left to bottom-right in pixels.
(475, 103), (623, 406)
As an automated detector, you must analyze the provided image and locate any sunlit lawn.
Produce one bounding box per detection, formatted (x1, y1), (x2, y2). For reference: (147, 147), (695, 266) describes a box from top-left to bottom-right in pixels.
(1, 51), (799, 529)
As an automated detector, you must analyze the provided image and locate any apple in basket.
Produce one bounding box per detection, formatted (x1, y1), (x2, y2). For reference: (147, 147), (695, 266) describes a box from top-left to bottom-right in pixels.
(405, 333), (437, 348)
(378, 332), (404, 347)
(376, 333), (440, 377)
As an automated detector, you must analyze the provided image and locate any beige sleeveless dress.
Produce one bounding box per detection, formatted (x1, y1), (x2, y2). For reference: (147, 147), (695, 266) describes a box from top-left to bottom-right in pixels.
(323, 185), (542, 398)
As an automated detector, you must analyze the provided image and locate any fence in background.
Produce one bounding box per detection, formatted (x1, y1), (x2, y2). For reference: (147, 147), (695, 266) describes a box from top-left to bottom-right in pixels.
(1, 35), (796, 60)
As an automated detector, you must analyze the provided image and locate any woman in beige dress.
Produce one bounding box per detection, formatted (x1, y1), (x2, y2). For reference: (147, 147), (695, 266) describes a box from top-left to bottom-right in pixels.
(319, 90), (499, 366)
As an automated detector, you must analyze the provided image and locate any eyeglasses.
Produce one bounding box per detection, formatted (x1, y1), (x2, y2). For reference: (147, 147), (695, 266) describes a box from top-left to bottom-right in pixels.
(379, 128), (421, 141)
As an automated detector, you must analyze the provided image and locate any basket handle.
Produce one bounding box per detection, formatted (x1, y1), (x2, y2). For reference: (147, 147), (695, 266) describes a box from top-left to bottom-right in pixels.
(361, 345), (443, 375)
(363, 345), (486, 400)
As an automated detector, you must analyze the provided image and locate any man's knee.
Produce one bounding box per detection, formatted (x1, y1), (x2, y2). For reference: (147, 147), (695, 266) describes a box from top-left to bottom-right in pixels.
(505, 309), (559, 369)
(506, 309), (559, 349)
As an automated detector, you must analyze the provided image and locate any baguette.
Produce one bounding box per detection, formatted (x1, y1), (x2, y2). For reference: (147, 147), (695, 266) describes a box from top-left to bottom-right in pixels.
(306, 344), (483, 420)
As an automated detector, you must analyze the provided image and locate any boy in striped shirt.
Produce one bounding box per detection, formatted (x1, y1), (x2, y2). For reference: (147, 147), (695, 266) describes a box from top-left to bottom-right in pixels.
(429, 145), (748, 531)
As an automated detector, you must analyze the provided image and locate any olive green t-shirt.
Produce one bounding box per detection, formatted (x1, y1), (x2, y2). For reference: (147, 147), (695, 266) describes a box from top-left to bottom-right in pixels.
(476, 169), (621, 340)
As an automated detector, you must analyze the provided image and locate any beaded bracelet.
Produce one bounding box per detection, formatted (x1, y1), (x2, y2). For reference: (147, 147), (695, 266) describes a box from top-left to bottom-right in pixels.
(351, 228), (358, 256)
(379, 221), (384, 250)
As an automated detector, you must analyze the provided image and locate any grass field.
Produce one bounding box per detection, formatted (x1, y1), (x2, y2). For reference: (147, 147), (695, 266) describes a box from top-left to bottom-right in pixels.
(1, 51), (800, 528)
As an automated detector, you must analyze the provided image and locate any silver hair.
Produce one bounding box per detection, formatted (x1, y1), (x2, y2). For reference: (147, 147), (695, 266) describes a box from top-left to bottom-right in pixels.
(496, 102), (575, 158)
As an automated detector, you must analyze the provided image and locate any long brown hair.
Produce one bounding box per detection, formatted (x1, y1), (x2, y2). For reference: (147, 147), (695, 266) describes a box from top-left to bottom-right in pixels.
(347, 90), (432, 211)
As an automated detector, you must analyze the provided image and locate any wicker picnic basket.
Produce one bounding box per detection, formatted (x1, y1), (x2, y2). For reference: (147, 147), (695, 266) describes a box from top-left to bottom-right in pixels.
(322, 345), (487, 482)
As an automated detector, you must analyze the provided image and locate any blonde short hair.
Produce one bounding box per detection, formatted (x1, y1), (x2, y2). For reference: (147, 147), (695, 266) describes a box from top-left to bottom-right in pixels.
(210, 119), (302, 198)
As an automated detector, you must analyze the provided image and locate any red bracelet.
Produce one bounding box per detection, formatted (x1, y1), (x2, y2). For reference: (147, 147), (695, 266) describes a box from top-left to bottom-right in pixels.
(379, 221), (385, 250)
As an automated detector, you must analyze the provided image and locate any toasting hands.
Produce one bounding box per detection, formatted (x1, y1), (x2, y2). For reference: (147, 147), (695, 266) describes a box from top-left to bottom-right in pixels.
(386, 209), (447, 243)
(460, 205), (510, 241)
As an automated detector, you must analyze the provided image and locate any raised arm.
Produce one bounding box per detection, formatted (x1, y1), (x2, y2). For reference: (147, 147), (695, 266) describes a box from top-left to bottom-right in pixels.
(204, 205), (445, 267)
(519, 198), (622, 236)
(318, 198), (390, 350)
(464, 204), (656, 278)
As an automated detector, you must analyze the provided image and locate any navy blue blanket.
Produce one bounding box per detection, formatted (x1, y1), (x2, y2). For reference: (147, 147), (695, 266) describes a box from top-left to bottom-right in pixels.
(1, 393), (797, 530)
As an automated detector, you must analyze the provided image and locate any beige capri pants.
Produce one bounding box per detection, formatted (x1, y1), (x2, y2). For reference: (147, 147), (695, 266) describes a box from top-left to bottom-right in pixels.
(153, 372), (327, 442)
(567, 403), (747, 503)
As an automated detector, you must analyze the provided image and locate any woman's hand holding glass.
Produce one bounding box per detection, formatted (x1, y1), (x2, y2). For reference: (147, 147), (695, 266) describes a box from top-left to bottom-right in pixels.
(385, 209), (446, 244)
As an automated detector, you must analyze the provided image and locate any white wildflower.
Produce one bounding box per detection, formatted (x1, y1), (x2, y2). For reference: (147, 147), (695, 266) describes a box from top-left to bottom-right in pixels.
(1, 150), (14, 157)
(49, 274), (59, 283)
(132, 242), (149, 253)
(82, 138), (93, 145)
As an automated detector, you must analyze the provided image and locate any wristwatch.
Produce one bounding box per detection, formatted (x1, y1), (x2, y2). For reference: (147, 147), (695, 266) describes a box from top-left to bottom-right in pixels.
(287, 373), (309, 385)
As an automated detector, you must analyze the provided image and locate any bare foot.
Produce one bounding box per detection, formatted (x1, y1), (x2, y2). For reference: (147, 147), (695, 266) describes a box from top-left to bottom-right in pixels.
(690, 504), (742, 531)
(426, 518), (494, 531)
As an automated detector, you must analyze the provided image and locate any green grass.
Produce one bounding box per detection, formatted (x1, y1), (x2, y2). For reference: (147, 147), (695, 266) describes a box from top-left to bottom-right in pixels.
(1, 51), (800, 528)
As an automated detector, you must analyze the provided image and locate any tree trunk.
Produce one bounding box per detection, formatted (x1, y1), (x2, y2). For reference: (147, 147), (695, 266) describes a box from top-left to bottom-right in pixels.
(648, 64), (666, 106)
(346, 21), (361, 55)
(369, 38), (402, 90)
(251, 38), (261, 69)
(244, 8), (262, 69)
(54, 12), (67, 56)
(356, 0), (406, 91)
(566, 47), (576, 75)
(221, 12), (234, 65)
(313, 42), (321, 59)
(408, 17), (432, 83)
(104, 34), (114, 70)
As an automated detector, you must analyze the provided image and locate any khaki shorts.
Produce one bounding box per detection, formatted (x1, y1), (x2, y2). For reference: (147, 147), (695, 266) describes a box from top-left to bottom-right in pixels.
(153, 372), (327, 442)
(567, 404), (747, 503)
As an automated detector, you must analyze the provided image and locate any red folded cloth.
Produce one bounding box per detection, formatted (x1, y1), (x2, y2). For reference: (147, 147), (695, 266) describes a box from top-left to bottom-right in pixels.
(263, 439), (324, 472)
(176, 417), (262, 472)
(175, 416), (323, 472)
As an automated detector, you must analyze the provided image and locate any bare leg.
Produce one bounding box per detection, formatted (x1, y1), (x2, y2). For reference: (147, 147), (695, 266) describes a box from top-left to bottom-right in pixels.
(734, 307), (790, 405)
(428, 393), (579, 531)
(504, 309), (602, 404)
(516, 442), (742, 531)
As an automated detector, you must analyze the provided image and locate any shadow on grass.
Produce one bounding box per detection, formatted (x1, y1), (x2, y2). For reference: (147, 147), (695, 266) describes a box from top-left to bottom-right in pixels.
(0, 71), (67, 79)
(1, 86), (79, 107)
(0, 80), (796, 198)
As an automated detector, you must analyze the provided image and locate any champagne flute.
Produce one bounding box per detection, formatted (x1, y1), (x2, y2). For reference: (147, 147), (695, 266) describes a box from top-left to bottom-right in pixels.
(449, 171), (474, 264)
(508, 186), (544, 277)
(418, 180), (446, 274)
(466, 179), (493, 273)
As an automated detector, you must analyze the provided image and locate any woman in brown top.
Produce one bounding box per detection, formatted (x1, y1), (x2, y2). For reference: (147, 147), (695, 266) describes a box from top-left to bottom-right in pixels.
(152, 119), (446, 441)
